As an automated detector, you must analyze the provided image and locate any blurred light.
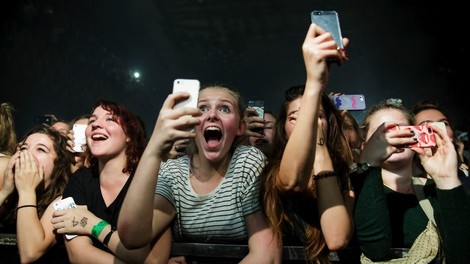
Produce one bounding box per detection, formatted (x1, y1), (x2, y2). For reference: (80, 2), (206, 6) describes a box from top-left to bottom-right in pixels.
(133, 71), (140, 79)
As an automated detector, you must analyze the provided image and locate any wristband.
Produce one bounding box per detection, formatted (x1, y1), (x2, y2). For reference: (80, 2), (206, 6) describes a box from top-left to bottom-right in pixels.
(103, 229), (114, 247)
(91, 220), (109, 239)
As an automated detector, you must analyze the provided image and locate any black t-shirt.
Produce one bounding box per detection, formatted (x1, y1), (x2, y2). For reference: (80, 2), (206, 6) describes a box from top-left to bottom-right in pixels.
(62, 167), (133, 252)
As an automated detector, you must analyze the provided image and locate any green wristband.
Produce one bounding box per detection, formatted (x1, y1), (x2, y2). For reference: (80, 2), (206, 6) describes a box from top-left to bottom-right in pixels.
(91, 220), (109, 239)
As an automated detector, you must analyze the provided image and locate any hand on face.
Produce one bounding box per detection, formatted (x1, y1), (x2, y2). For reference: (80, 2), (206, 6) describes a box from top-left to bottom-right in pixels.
(152, 92), (201, 159)
(360, 121), (416, 166)
(13, 149), (44, 195)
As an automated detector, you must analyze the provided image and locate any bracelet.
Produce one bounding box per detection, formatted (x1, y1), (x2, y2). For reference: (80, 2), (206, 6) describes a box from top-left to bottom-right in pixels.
(313, 171), (336, 180)
(91, 220), (109, 239)
(103, 229), (114, 247)
(16, 205), (37, 212)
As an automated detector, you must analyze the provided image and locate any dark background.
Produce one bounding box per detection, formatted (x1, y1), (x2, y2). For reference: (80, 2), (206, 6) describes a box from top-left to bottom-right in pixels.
(1, 0), (467, 137)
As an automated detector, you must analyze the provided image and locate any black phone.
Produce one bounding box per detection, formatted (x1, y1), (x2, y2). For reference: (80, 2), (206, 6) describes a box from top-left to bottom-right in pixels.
(310, 10), (344, 50)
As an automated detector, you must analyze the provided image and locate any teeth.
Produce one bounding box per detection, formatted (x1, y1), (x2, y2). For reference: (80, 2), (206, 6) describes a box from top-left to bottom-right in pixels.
(92, 134), (107, 140)
(206, 126), (220, 131)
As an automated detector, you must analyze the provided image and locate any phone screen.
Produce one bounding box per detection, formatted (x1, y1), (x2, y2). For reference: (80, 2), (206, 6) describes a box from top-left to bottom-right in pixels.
(310, 10), (344, 50)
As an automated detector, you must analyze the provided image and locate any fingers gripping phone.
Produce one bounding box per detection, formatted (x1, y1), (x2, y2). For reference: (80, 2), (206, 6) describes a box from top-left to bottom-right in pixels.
(53, 197), (78, 239)
(172, 79), (200, 109)
(247, 100), (265, 134)
(310, 10), (344, 50)
(387, 124), (436, 148)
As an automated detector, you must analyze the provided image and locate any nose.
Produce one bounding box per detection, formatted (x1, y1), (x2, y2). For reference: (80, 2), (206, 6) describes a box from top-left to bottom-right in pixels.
(205, 108), (219, 121)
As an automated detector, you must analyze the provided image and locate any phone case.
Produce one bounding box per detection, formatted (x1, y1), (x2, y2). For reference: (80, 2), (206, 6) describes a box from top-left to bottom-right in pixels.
(387, 124), (436, 148)
(72, 124), (87, 152)
(311, 10), (343, 49)
(331, 94), (366, 110)
(247, 100), (264, 118)
(172, 79), (200, 109)
(53, 197), (78, 239)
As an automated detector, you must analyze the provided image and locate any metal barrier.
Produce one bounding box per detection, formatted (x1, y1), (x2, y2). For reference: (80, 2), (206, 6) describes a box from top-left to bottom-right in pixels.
(0, 233), (410, 263)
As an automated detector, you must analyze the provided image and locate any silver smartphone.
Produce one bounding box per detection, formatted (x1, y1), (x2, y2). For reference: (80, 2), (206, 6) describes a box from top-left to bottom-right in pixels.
(310, 10), (344, 50)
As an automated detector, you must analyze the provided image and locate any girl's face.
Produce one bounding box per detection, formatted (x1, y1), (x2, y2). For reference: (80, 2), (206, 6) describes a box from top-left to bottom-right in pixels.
(19, 133), (57, 186)
(87, 106), (129, 159)
(366, 108), (415, 162)
(284, 97), (328, 139)
(414, 109), (454, 140)
(195, 88), (244, 162)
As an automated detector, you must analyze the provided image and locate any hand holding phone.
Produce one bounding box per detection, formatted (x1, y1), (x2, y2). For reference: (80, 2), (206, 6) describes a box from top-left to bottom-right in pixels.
(247, 100), (265, 135)
(311, 10), (343, 50)
(387, 124), (436, 148)
(53, 197), (78, 239)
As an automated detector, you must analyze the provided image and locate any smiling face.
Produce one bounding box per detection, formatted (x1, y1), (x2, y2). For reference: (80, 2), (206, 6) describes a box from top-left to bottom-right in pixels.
(86, 106), (129, 161)
(195, 87), (244, 162)
(19, 133), (57, 187)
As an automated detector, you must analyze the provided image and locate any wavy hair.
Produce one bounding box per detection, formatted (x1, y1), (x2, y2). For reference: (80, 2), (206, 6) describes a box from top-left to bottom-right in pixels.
(260, 85), (353, 263)
(88, 100), (147, 175)
(0, 102), (17, 156)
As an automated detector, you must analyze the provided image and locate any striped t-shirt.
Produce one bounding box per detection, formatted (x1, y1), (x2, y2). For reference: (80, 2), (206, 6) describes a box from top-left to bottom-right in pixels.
(156, 145), (266, 243)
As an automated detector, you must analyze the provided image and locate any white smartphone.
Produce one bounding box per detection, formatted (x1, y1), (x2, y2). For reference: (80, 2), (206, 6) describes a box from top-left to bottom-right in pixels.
(53, 197), (78, 239)
(172, 79), (200, 109)
(72, 124), (87, 152)
(311, 10), (344, 50)
(330, 94), (366, 110)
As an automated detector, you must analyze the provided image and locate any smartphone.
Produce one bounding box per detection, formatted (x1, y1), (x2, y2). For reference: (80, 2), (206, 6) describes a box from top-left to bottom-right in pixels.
(330, 94), (366, 110)
(247, 100), (265, 134)
(53, 197), (78, 239)
(72, 124), (87, 152)
(310, 10), (344, 50)
(172, 79), (200, 109)
(428, 122), (447, 135)
(387, 124), (436, 148)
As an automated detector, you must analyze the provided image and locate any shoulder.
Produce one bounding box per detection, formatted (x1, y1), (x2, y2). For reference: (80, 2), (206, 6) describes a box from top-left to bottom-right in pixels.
(233, 145), (266, 162)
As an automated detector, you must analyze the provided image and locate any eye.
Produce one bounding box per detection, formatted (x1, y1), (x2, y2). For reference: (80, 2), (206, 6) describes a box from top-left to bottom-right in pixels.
(37, 147), (48, 153)
(199, 105), (209, 113)
(219, 105), (230, 113)
(19, 146), (28, 151)
(288, 117), (297, 125)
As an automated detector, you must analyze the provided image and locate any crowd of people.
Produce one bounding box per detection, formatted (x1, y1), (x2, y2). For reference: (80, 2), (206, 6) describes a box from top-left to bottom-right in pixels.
(1, 21), (469, 264)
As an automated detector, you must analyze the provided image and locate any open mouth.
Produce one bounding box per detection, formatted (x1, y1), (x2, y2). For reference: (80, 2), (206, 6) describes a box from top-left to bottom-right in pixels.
(91, 133), (108, 141)
(204, 126), (222, 147)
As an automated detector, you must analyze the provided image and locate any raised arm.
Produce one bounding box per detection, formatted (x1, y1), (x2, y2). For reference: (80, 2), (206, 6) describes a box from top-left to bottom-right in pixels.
(279, 23), (348, 190)
(118, 92), (200, 248)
